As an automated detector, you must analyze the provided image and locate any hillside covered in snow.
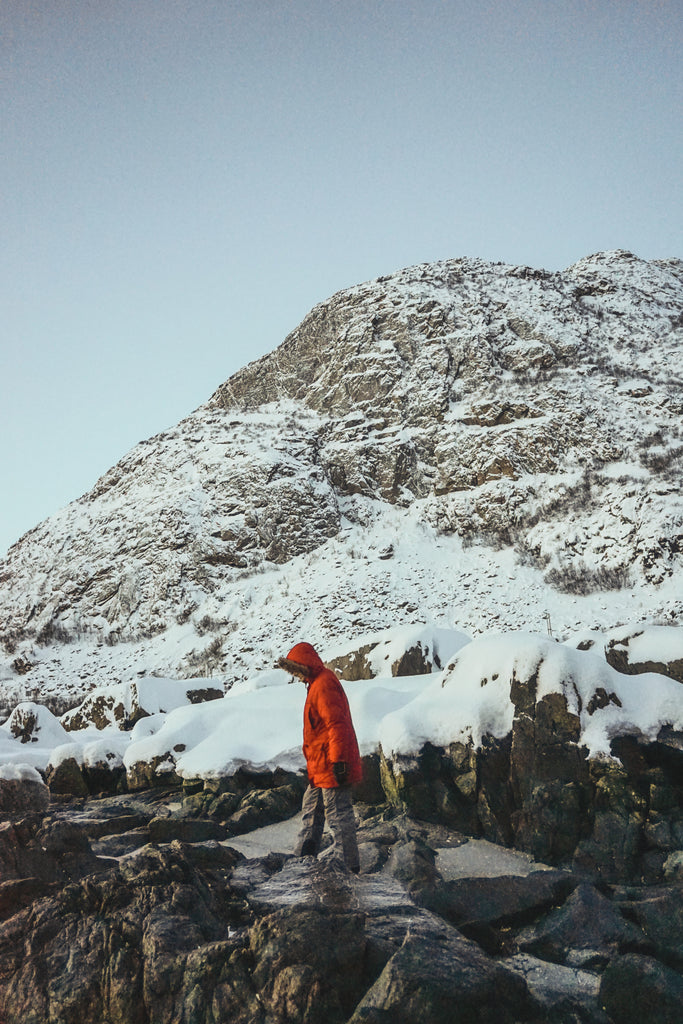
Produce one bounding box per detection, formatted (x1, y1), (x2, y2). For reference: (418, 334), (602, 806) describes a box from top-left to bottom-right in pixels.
(0, 249), (682, 712)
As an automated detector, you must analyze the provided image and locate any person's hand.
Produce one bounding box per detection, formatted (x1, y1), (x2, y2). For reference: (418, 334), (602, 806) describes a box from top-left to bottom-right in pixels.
(333, 761), (349, 784)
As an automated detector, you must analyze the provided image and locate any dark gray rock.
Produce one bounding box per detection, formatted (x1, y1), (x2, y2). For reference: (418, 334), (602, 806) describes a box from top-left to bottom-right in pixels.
(358, 840), (389, 874)
(224, 781), (306, 836)
(326, 637), (436, 681)
(599, 953), (683, 1024)
(82, 758), (127, 795)
(147, 815), (228, 843)
(0, 813), (108, 886)
(347, 930), (533, 1024)
(379, 684), (683, 886)
(418, 870), (580, 951)
(506, 953), (610, 1024)
(604, 629), (683, 684)
(515, 883), (650, 969)
(46, 756), (89, 797)
(91, 826), (152, 859)
(381, 837), (442, 893)
(616, 886), (683, 970)
(0, 878), (59, 922)
(250, 906), (367, 1023)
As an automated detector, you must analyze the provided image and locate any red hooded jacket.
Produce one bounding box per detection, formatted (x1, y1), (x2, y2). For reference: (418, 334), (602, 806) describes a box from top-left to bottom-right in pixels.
(287, 643), (363, 789)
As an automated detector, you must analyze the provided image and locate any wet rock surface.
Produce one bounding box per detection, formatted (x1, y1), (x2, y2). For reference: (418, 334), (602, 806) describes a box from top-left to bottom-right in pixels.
(1, 777), (682, 1022)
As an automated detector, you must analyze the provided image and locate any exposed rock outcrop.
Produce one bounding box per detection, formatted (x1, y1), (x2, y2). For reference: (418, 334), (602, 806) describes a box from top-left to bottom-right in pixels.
(378, 646), (683, 885)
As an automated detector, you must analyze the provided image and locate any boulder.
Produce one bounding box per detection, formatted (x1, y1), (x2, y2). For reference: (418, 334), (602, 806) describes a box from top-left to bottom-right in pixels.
(82, 756), (127, 795)
(599, 953), (683, 1024)
(603, 626), (683, 684)
(664, 850), (683, 882)
(0, 813), (104, 886)
(147, 815), (228, 844)
(0, 819), (59, 883)
(0, 878), (58, 921)
(515, 883), (650, 969)
(615, 886), (683, 970)
(0, 765), (49, 819)
(347, 931), (533, 1024)
(353, 752), (385, 805)
(378, 645), (683, 885)
(1, 702), (68, 746)
(419, 870), (579, 946)
(324, 626), (469, 680)
(45, 756), (89, 798)
(125, 754), (182, 791)
(381, 837), (442, 893)
(224, 781), (306, 836)
(61, 678), (224, 732)
(0, 841), (254, 1024)
(250, 907), (367, 1023)
(505, 953), (610, 1024)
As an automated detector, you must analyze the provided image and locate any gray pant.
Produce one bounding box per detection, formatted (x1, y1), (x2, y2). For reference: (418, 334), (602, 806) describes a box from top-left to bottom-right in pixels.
(294, 784), (360, 872)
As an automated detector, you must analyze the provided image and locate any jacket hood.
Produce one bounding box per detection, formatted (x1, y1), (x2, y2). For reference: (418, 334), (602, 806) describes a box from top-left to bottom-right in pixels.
(286, 642), (326, 676)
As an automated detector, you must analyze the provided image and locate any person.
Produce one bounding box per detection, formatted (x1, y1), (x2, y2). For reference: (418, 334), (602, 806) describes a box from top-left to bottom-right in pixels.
(277, 642), (362, 872)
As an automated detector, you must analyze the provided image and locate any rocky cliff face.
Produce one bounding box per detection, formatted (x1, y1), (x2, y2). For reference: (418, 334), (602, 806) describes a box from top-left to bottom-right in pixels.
(0, 250), (682, 707)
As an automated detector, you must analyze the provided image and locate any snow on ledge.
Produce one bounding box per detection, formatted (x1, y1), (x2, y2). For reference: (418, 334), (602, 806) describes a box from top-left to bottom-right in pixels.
(1, 631), (681, 778)
(0, 762), (44, 784)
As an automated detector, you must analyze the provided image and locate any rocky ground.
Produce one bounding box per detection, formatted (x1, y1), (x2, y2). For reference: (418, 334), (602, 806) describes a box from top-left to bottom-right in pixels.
(2, 770), (682, 1024)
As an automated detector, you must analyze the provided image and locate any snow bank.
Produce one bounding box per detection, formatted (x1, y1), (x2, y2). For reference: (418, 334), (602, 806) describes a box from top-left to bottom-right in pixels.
(47, 731), (130, 770)
(378, 633), (683, 759)
(1, 632), (681, 777)
(124, 679), (305, 778)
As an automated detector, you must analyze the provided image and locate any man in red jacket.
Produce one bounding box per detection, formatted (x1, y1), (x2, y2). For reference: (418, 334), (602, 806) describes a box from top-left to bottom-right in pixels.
(277, 642), (362, 872)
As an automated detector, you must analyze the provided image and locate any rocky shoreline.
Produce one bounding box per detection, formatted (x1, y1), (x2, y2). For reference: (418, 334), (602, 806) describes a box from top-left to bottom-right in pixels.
(2, 767), (682, 1023)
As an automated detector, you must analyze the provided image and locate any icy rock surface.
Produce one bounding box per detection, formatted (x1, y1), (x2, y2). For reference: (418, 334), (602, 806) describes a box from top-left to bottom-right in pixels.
(0, 250), (682, 705)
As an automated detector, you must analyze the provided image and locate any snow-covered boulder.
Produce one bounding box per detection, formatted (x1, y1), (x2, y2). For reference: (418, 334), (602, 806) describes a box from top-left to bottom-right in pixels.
(46, 734), (130, 796)
(61, 677), (224, 732)
(1, 702), (69, 747)
(325, 625), (470, 680)
(379, 633), (683, 759)
(569, 624), (683, 685)
(45, 751), (89, 797)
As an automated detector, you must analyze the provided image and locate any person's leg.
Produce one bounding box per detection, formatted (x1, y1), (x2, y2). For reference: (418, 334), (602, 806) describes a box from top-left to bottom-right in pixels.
(322, 785), (360, 872)
(294, 784), (325, 857)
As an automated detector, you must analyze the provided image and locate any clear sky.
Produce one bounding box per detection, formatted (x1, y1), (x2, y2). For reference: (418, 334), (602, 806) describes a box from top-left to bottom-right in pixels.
(1, 0), (681, 558)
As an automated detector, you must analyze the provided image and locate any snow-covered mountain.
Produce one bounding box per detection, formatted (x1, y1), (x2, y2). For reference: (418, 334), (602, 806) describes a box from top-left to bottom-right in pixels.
(1, 250), (682, 712)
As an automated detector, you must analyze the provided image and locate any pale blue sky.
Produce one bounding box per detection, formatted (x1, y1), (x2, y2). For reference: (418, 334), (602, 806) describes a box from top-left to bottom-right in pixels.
(1, 0), (681, 557)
